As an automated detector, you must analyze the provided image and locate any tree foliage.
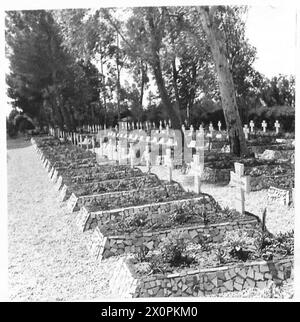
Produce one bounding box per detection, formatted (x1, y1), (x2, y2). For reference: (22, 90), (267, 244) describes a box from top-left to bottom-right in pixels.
(5, 6), (295, 143)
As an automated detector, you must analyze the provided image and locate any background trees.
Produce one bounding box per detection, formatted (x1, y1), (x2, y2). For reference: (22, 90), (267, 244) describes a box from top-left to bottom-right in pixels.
(6, 6), (295, 151)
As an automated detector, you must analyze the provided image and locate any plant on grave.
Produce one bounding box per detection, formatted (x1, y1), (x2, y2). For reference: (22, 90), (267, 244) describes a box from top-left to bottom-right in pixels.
(168, 204), (194, 225)
(122, 211), (148, 229)
(221, 206), (234, 217)
(255, 208), (273, 256)
(158, 230), (195, 267)
(222, 230), (257, 262)
(216, 247), (227, 265)
(134, 244), (150, 263)
(198, 232), (212, 252)
(260, 230), (294, 260)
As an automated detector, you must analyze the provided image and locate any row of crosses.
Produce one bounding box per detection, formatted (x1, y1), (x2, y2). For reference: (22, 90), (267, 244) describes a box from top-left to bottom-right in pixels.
(119, 120), (172, 131)
(245, 120), (281, 137)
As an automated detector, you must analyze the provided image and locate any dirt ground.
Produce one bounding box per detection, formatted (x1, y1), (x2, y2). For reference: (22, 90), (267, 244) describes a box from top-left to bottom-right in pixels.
(7, 137), (294, 300)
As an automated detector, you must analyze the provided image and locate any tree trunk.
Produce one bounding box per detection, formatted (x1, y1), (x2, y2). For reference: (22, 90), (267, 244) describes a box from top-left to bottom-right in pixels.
(116, 32), (121, 122)
(146, 8), (182, 129)
(151, 56), (182, 129)
(198, 7), (249, 156)
(139, 60), (146, 108)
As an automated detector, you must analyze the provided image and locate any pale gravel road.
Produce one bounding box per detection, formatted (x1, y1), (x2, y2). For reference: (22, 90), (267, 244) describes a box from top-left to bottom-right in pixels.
(7, 138), (118, 301)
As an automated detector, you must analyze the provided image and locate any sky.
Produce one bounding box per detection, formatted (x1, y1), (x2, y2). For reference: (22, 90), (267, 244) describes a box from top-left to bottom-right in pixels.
(245, 5), (297, 78)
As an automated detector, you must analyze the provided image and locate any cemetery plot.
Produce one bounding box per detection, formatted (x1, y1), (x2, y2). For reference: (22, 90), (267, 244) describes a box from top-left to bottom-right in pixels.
(78, 191), (221, 233)
(31, 130), (294, 298)
(87, 205), (260, 260)
(203, 158), (294, 190)
(64, 174), (162, 210)
(111, 229), (293, 297)
(78, 182), (187, 215)
(56, 166), (144, 189)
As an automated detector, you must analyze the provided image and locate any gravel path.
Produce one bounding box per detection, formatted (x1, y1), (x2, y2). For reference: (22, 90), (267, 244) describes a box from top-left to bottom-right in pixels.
(7, 138), (118, 301)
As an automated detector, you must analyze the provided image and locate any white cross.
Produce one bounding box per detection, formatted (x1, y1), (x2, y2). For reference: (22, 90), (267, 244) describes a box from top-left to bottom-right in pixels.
(188, 139), (196, 148)
(218, 121), (222, 132)
(83, 136), (90, 149)
(190, 130), (205, 193)
(158, 137), (165, 145)
(230, 162), (250, 214)
(92, 137), (95, 152)
(274, 120), (280, 134)
(243, 125), (249, 140)
(249, 120), (255, 133)
(262, 120), (267, 133)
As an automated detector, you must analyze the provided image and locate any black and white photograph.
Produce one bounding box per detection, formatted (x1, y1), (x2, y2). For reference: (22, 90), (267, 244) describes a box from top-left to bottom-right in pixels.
(2, 0), (299, 302)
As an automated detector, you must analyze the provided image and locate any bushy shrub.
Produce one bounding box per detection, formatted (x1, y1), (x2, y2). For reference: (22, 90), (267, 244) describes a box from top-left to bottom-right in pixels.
(222, 230), (257, 261)
(260, 230), (294, 260)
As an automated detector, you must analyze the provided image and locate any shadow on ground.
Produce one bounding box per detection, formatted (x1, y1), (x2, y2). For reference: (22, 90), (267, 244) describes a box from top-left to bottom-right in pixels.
(7, 136), (32, 150)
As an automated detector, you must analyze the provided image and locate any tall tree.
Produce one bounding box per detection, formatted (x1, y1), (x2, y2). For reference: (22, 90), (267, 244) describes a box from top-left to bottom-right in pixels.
(198, 6), (249, 156)
(6, 10), (100, 130)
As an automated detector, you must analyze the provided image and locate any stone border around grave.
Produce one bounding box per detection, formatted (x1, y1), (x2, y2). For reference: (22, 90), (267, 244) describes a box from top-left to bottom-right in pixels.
(88, 219), (261, 261)
(202, 166), (294, 192)
(61, 174), (161, 207)
(110, 255), (294, 298)
(77, 194), (221, 232)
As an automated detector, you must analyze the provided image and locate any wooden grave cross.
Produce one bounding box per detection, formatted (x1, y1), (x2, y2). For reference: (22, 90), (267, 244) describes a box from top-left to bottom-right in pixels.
(243, 125), (249, 140)
(83, 136), (90, 149)
(230, 162), (250, 214)
(261, 120), (267, 133)
(92, 137), (95, 153)
(159, 120), (163, 131)
(274, 120), (280, 134)
(190, 129), (205, 194)
(249, 120), (255, 133)
(188, 125), (194, 137)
